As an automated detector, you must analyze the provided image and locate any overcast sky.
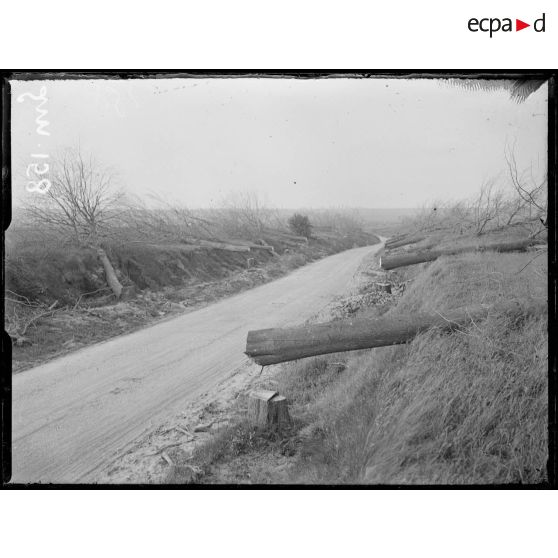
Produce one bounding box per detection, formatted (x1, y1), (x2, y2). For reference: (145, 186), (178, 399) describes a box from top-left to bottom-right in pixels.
(11, 77), (547, 209)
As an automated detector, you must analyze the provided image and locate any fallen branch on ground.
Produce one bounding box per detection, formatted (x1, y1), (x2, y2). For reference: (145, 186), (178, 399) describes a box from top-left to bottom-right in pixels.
(72, 287), (112, 310)
(6, 296), (60, 344)
(515, 249), (547, 275)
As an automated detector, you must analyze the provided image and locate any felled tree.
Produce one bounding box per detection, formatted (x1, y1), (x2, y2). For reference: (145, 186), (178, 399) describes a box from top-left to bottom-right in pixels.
(471, 177), (506, 235)
(24, 148), (125, 298)
(505, 143), (547, 236)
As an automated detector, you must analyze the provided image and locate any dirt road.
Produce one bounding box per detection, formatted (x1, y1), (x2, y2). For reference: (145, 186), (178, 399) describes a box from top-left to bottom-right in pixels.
(11, 243), (382, 483)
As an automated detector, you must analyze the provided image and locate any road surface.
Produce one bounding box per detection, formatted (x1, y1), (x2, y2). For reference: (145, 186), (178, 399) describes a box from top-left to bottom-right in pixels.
(11, 243), (382, 483)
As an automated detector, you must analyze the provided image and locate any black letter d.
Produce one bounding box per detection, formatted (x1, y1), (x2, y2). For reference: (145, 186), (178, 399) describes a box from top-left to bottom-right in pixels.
(534, 13), (545, 32)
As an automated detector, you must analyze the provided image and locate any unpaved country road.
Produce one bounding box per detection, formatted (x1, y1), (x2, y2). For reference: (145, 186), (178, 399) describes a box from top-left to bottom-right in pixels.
(11, 243), (382, 483)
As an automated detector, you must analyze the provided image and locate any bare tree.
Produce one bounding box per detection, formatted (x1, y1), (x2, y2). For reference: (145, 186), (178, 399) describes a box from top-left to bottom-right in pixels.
(409, 199), (451, 233)
(212, 191), (276, 239)
(24, 148), (125, 297)
(25, 148), (124, 245)
(471, 177), (506, 235)
(502, 190), (528, 226)
(446, 200), (474, 234)
(121, 193), (218, 244)
(504, 143), (547, 236)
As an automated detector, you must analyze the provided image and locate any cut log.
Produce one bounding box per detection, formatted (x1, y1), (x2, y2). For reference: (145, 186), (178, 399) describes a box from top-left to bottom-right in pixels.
(188, 238), (275, 252)
(385, 233), (411, 247)
(97, 248), (123, 299)
(193, 239), (251, 252)
(248, 390), (291, 428)
(248, 243), (275, 252)
(380, 239), (535, 270)
(385, 235), (426, 250)
(245, 299), (545, 366)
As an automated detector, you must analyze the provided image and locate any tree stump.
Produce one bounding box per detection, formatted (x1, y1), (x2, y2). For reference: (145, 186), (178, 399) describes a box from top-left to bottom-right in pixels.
(248, 390), (291, 429)
(376, 282), (392, 294)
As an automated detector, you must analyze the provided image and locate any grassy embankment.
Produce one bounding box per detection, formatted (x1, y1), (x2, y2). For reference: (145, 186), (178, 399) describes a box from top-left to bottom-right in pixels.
(7, 222), (379, 372)
(170, 227), (547, 485)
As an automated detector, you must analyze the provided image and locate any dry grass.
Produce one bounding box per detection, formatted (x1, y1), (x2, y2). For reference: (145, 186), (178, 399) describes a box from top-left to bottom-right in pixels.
(393, 252), (546, 313)
(283, 250), (547, 484)
(282, 312), (546, 484)
(177, 420), (301, 484)
(183, 246), (548, 485)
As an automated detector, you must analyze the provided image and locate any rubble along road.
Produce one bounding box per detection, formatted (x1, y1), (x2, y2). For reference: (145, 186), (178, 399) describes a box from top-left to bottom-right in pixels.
(11, 243), (383, 483)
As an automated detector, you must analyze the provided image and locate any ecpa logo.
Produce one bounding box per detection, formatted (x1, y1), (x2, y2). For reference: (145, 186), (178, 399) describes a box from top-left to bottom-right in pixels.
(468, 13), (546, 37)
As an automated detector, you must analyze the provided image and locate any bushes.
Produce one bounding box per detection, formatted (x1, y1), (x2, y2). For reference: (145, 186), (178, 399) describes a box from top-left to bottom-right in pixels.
(288, 213), (312, 238)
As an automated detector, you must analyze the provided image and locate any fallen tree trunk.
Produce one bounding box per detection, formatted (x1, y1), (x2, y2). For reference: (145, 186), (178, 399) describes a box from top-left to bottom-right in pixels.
(249, 243), (275, 252)
(97, 248), (123, 299)
(385, 235), (427, 250)
(193, 239), (251, 252)
(385, 235), (408, 248)
(384, 233), (414, 247)
(380, 239), (535, 270)
(245, 299), (545, 366)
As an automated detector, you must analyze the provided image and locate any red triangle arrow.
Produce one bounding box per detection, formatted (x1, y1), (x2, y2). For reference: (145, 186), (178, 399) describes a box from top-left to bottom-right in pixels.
(516, 19), (530, 31)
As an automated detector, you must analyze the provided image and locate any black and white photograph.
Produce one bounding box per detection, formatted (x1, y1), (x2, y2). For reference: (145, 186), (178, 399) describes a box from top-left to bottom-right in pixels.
(2, 72), (553, 486)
